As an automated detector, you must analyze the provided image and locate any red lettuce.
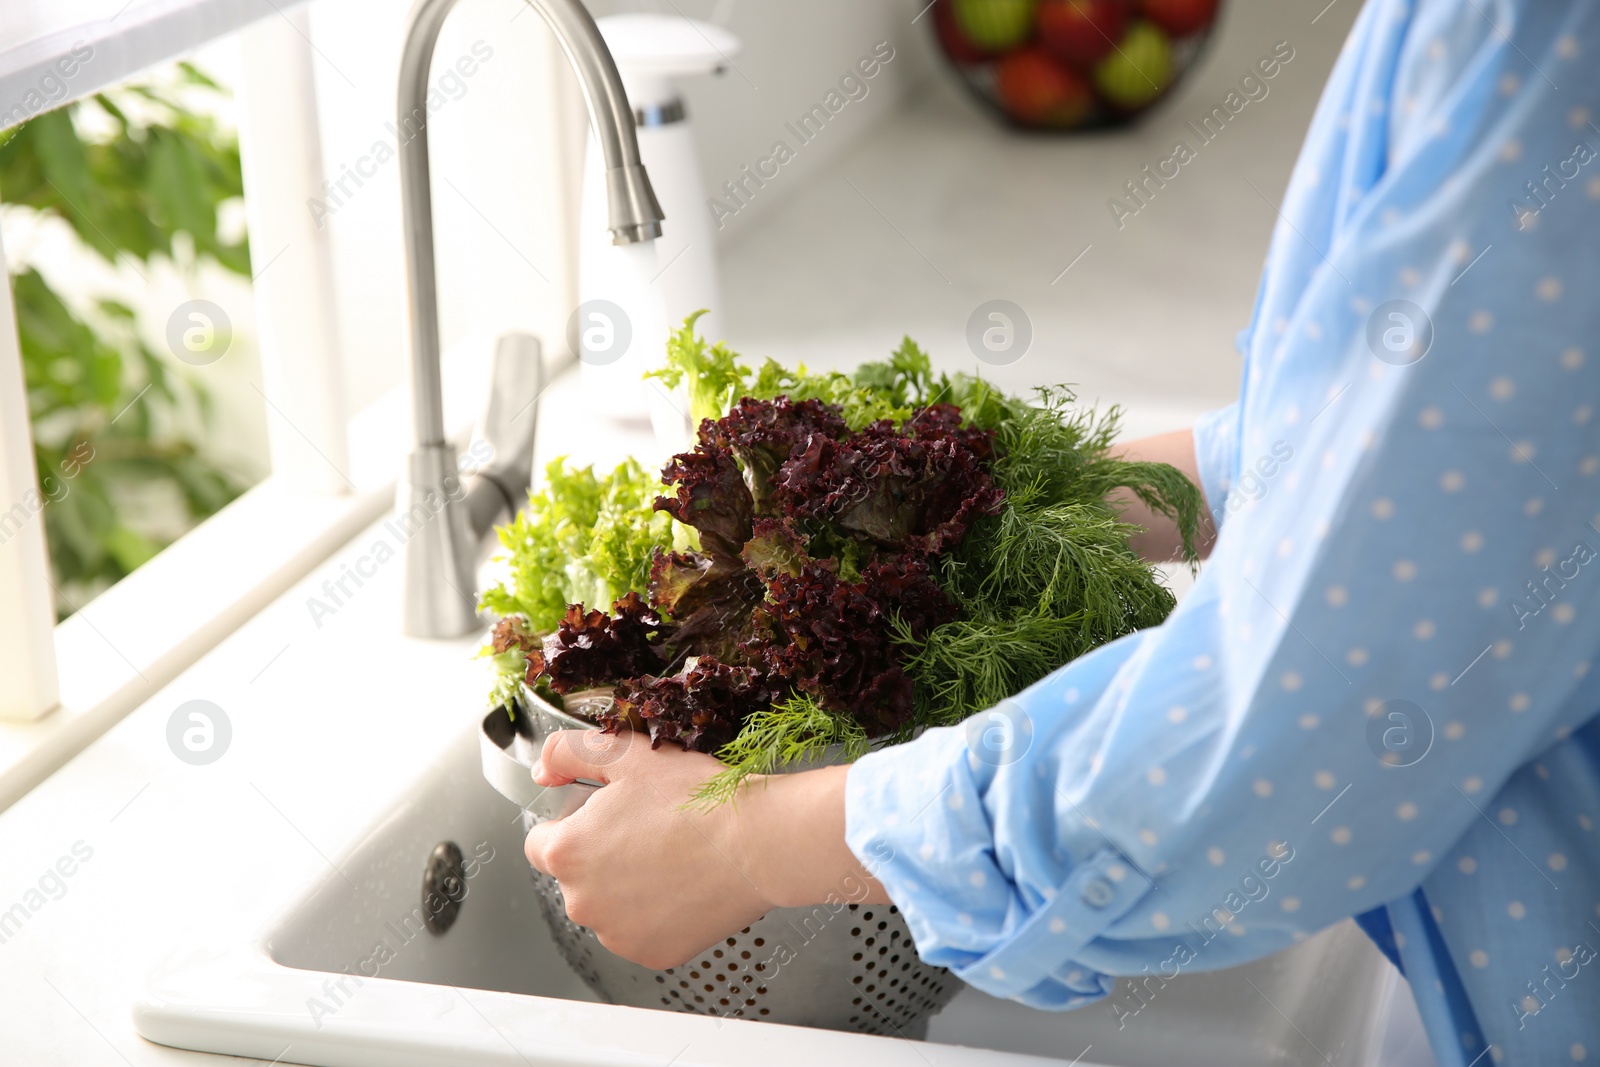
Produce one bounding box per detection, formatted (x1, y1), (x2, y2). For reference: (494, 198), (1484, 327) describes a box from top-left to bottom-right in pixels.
(605, 656), (774, 752)
(711, 396), (848, 512)
(748, 552), (955, 732)
(774, 405), (1003, 555)
(654, 442), (751, 560)
(647, 547), (764, 663)
(511, 394), (1003, 754)
(647, 434), (766, 662)
(524, 592), (670, 694)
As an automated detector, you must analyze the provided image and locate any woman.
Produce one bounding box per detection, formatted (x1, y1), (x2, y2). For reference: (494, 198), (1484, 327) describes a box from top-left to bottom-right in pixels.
(526, 2), (1600, 1063)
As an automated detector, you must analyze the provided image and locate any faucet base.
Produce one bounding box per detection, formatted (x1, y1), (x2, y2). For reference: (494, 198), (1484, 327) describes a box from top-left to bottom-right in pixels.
(399, 443), (481, 638)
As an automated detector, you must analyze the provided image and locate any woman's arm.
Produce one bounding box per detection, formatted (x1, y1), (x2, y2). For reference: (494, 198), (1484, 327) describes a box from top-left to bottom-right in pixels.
(1107, 429), (1219, 562)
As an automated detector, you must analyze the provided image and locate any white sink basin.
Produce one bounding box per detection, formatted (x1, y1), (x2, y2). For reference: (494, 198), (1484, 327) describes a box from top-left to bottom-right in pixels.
(134, 717), (1433, 1067)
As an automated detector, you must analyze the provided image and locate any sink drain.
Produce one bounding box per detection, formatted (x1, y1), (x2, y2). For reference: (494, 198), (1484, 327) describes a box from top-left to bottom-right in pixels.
(422, 841), (468, 933)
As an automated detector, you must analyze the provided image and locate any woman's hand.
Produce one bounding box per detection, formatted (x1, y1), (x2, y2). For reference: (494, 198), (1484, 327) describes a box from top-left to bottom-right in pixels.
(1108, 428), (1218, 562)
(524, 730), (888, 970)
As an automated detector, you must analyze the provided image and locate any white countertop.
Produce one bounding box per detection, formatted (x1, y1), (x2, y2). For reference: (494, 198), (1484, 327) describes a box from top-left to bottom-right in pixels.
(3, 6), (1362, 1057)
(718, 0), (1360, 439)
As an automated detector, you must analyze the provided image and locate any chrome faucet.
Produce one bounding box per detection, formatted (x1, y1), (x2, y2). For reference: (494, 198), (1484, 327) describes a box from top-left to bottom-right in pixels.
(396, 0), (664, 638)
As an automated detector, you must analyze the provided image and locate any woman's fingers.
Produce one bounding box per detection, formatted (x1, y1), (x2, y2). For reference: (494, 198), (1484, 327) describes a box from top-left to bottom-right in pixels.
(523, 815), (560, 876)
(533, 728), (640, 786)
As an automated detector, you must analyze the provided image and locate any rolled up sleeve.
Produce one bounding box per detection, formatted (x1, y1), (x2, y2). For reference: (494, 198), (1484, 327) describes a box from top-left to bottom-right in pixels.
(1191, 402), (1241, 526)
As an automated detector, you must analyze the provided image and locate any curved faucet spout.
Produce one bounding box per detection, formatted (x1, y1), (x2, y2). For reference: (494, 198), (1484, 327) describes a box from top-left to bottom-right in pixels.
(399, 0), (663, 450)
(397, 0), (664, 638)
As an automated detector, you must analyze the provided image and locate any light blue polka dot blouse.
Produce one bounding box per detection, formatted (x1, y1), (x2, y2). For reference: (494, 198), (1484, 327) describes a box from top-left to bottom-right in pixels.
(845, 3), (1600, 1064)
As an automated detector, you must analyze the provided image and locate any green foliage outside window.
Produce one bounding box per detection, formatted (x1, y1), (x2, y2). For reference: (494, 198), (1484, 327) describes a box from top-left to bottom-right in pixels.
(0, 63), (249, 616)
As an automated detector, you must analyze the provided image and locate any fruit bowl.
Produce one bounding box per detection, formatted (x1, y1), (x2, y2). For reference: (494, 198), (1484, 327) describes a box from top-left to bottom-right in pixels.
(931, 0), (1222, 130)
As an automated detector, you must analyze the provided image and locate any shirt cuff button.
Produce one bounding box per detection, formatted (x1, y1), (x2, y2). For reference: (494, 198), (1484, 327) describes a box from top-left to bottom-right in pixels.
(1081, 877), (1115, 908)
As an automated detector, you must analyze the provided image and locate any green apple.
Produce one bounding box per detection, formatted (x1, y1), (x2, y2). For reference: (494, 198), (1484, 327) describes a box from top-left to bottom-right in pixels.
(1094, 21), (1174, 109)
(951, 0), (1037, 51)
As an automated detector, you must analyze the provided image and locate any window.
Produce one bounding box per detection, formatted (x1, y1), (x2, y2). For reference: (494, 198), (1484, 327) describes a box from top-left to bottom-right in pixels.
(1, 49), (268, 618)
(0, 0), (579, 796)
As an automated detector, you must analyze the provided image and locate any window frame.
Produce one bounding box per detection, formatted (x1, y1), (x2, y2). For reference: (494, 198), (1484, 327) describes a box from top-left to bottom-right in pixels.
(0, 0), (379, 803)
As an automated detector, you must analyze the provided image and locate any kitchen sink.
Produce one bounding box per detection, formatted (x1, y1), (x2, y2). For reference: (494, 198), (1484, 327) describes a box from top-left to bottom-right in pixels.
(134, 714), (1436, 1067)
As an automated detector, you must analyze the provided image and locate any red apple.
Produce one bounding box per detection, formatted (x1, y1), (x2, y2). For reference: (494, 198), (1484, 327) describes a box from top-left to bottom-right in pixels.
(1140, 0), (1217, 37)
(1038, 0), (1129, 70)
(934, 0), (994, 64)
(995, 48), (1094, 127)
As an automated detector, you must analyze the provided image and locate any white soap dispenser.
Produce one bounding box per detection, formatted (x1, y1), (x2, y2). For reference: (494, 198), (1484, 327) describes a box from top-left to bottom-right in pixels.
(577, 13), (739, 450)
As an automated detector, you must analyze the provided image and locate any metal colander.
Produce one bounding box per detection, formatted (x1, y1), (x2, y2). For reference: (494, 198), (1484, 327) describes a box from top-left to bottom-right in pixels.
(480, 688), (961, 1036)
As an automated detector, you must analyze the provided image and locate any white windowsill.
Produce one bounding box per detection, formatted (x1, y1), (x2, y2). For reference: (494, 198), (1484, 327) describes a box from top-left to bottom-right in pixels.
(0, 475), (392, 811)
